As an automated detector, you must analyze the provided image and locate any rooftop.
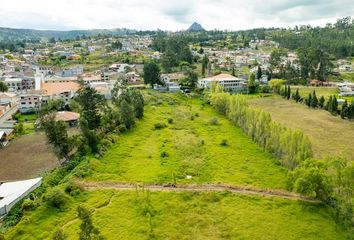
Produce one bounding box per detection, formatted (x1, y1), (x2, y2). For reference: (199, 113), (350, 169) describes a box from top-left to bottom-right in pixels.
(55, 111), (80, 122)
(0, 178), (42, 214)
(203, 74), (243, 81)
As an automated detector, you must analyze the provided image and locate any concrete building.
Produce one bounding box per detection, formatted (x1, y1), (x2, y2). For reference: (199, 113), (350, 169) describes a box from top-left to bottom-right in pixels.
(198, 74), (247, 92)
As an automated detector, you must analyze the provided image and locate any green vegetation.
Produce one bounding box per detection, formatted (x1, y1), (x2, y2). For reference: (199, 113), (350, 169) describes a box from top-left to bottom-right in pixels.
(2, 91), (352, 239)
(249, 96), (354, 160)
(86, 92), (287, 188)
(4, 189), (350, 240)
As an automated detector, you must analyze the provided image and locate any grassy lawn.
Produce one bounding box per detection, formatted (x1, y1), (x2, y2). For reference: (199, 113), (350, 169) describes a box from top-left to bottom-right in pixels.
(0, 133), (58, 181)
(5, 190), (349, 240)
(86, 93), (287, 189)
(249, 95), (354, 160)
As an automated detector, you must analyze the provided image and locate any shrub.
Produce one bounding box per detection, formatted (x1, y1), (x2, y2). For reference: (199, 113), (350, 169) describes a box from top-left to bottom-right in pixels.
(118, 124), (127, 133)
(160, 151), (169, 158)
(195, 112), (199, 117)
(65, 181), (84, 196)
(200, 139), (205, 145)
(220, 139), (228, 146)
(72, 165), (92, 178)
(154, 123), (167, 130)
(190, 115), (195, 120)
(44, 189), (68, 209)
(208, 117), (218, 125)
(52, 229), (67, 240)
(167, 118), (173, 124)
(21, 198), (41, 211)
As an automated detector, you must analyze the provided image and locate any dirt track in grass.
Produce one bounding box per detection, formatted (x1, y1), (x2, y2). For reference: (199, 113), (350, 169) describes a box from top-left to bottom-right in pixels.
(81, 181), (321, 203)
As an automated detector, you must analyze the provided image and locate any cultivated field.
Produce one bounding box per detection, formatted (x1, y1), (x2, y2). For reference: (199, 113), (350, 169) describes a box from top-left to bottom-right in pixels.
(249, 95), (354, 160)
(0, 133), (58, 181)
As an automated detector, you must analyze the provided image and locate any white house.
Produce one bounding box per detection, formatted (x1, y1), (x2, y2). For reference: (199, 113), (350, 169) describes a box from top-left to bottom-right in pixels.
(199, 74), (247, 92)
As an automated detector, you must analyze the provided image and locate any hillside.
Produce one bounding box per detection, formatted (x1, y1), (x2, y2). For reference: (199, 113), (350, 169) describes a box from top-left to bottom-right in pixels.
(0, 27), (136, 41)
(3, 92), (351, 239)
(188, 22), (205, 32)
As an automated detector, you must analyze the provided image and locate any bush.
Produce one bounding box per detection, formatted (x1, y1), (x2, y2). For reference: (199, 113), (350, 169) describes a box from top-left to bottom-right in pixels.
(195, 112), (199, 117)
(167, 118), (173, 124)
(208, 117), (218, 125)
(72, 165), (92, 178)
(260, 85), (270, 93)
(44, 189), (68, 209)
(220, 139), (228, 146)
(65, 181), (84, 196)
(118, 124), (127, 133)
(21, 198), (41, 211)
(160, 151), (169, 158)
(200, 139), (205, 145)
(190, 115), (195, 120)
(154, 123), (167, 130)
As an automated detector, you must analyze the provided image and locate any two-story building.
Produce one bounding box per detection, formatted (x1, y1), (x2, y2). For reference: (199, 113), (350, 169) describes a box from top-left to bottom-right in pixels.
(198, 74), (247, 92)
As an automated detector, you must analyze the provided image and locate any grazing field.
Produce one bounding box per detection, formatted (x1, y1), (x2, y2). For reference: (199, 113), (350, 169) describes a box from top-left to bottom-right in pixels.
(86, 93), (287, 189)
(249, 95), (354, 160)
(0, 133), (58, 181)
(292, 86), (339, 97)
(3, 92), (351, 240)
(5, 190), (349, 240)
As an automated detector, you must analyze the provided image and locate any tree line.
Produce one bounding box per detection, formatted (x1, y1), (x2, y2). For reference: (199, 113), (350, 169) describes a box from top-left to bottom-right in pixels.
(208, 84), (313, 169)
(207, 85), (353, 231)
(279, 86), (354, 120)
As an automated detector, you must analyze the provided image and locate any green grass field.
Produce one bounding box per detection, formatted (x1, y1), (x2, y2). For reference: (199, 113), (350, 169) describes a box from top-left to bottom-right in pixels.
(249, 95), (354, 160)
(292, 86), (339, 97)
(3, 92), (352, 239)
(86, 93), (287, 189)
(5, 190), (349, 240)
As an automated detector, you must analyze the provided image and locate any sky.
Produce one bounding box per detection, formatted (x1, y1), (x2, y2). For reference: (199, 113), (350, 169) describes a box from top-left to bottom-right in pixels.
(0, 0), (353, 31)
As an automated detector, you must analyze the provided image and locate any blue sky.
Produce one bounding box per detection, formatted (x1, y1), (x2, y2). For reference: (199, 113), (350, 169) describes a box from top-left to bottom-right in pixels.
(0, 0), (353, 30)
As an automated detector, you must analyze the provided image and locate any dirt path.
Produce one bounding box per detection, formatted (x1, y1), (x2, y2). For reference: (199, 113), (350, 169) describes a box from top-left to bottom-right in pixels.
(81, 181), (321, 203)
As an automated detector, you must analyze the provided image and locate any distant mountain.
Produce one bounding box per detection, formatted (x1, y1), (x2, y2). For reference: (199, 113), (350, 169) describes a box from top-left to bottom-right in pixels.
(188, 22), (205, 32)
(0, 27), (137, 41)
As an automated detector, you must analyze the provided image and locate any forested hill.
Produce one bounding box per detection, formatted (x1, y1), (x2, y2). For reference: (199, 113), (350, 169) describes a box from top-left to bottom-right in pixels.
(269, 17), (354, 58)
(0, 27), (136, 41)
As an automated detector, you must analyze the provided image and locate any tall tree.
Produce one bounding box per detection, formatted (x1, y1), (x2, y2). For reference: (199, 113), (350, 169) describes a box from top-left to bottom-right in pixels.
(0, 81), (8, 92)
(41, 114), (72, 164)
(143, 62), (162, 88)
(77, 205), (104, 240)
(256, 66), (263, 80)
(76, 85), (106, 130)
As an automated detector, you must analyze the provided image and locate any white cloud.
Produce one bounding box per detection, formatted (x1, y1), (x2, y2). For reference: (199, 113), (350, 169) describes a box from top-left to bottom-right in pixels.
(0, 0), (352, 30)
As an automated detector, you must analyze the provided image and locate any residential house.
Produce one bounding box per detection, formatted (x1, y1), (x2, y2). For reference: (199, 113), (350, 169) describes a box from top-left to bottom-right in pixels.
(0, 93), (17, 107)
(125, 72), (140, 83)
(55, 111), (80, 127)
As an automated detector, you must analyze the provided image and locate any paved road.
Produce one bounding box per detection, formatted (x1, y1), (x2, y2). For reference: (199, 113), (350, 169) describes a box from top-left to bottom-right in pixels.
(0, 106), (18, 125)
